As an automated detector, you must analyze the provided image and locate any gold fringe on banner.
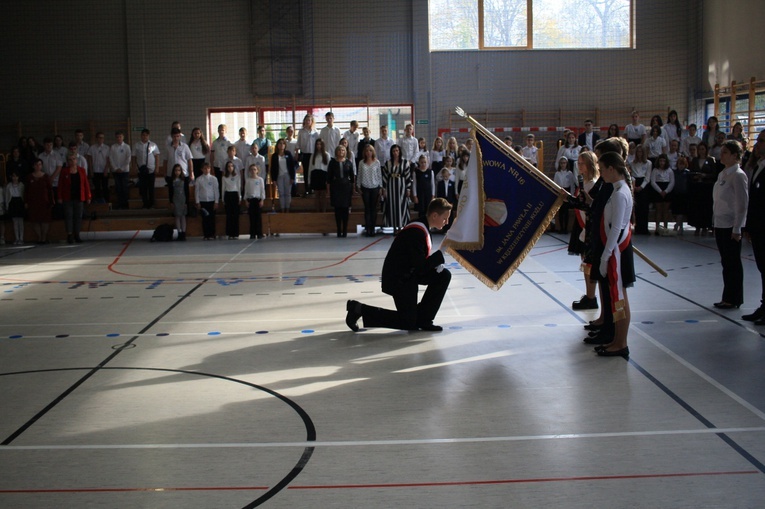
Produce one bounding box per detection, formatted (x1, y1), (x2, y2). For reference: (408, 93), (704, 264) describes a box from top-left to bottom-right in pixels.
(444, 107), (568, 291)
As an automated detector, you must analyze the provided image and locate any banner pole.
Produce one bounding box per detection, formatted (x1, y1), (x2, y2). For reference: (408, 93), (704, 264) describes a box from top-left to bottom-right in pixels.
(632, 245), (668, 277)
(455, 107), (567, 197)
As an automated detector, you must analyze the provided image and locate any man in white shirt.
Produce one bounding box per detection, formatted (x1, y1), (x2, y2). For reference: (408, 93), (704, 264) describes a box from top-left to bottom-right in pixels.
(343, 120), (360, 161)
(400, 123), (418, 164)
(376, 125), (394, 166)
(166, 127), (194, 209)
(53, 135), (68, 163)
(520, 134), (539, 167)
(39, 137), (63, 190)
(234, 127), (251, 166)
(74, 129), (89, 158)
(132, 128), (161, 209)
(681, 124), (702, 157)
(211, 124), (232, 186)
(243, 144), (267, 202)
(285, 125), (298, 156)
(320, 112), (342, 157)
(225, 145), (245, 177)
(68, 141), (88, 170)
(164, 121), (186, 150)
(109, 130), (132, 209)
(195, 163), (220, 240)
(244, 144), (266, 177)
(87, 132), (111, 203)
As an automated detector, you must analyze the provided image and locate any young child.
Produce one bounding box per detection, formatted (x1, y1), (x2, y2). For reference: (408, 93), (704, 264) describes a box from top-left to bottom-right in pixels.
(430, 137), (445, 176)
(436, 167), (457, 205)
(244, 164), (266, 239)
(195, 162), (220, 240)
(6, 172), (25, 244)
(681, 123), (702, 157)
(224, 145), (245, 195)
(553, 157), (575, 233)
(667, 139), (680, 169)
(415, 137), (430, 168)
(672, 156), (691, 235)
(521, 134), (538, 167)
(440, 155), (456, 183)
(445, 137), (459, 164)
(222, 161), (242, 239)
(169, 164), (188, 240)
(626, 141), (636, 167)
(436, 167), (457, 231)
(456, 150), (470, 195)
(651, 154), (675, 235)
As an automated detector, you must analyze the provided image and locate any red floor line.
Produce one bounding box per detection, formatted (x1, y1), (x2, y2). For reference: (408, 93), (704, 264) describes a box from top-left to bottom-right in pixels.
(532, 245), (569, 256)
(105, 235), (388, 280)
(287, 470), (760, 489)
(106, 230), (142, 278)
(0, 470), (757, 494)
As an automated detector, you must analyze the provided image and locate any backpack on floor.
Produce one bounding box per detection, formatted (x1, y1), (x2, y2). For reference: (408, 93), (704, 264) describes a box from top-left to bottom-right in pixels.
(150, 224), (174, 242)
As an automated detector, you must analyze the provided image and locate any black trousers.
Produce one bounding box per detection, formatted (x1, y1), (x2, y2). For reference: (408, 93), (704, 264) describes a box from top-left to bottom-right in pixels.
(715, 227), (743, 305)
(138, 171), (155, 208)
(199, 201), (216, 238)
(360, 186), (379, 235)
(634, 182), (651, 233)
(224, 191), (240, 237)
(113, 172), (129, 209)
(248, 200), (263, 238)
(334, 207), (349, 236)
(750, 231), (765, 307)
(361, 269), (451, 330)
(93, 173), (109, 202)
(192, 158), (205, 179)
(300, 153), (312, 193)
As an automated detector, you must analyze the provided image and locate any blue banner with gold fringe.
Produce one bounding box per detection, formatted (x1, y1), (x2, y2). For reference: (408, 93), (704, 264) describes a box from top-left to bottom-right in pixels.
(442, 110), (566, 290)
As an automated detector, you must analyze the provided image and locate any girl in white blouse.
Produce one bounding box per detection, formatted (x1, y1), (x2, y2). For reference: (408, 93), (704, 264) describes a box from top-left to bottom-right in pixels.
(644, 125), (667, 162)
(650, 154), (675, 235)
(310, 139), (330, 212)
(630, 144), (652, 234)
(595, 151), (634, 359)
(222, 161), (243, 239)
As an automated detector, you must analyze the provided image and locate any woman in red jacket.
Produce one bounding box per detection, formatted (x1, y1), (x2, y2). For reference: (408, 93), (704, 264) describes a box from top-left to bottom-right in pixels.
(58, 153), (92, 243)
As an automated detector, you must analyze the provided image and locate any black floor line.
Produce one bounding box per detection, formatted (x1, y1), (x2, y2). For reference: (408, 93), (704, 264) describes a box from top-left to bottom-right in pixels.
(636, 275), (765, 340)
(521, 264), (765, 475)
(0, 280), (206, 445)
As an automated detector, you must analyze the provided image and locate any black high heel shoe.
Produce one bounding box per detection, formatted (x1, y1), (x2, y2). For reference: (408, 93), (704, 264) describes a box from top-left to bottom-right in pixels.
(583, 333), (613, 345)
(584, 322), (603, 332)
(597, 346), (629, 358)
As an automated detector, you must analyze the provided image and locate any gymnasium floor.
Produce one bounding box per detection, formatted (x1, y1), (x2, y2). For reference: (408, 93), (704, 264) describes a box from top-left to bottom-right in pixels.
(0, 226), (764, 508)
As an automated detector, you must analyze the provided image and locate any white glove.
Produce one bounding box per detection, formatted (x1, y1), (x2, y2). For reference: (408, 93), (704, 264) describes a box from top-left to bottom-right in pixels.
(436, 264), (445, 273)
(599, 258), (609, 279)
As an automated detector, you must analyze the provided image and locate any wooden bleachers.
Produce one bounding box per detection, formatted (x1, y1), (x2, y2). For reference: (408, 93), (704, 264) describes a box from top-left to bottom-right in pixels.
(32, 181), (375, 241)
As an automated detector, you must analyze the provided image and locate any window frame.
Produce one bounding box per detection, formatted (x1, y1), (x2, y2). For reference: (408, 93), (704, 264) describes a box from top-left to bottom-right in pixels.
(432, 0), (635, 52)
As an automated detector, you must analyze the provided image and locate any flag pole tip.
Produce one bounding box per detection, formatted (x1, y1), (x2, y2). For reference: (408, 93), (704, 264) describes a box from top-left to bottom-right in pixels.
(454, 107), (467, 118)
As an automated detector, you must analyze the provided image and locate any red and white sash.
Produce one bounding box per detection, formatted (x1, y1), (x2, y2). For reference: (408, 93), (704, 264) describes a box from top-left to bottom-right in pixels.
(600, 219), (632, 322)
(402, 221), (432, 256)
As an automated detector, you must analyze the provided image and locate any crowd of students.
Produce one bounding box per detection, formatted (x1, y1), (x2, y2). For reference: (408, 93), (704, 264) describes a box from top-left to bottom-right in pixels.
(548, 111), (756, 238)
(1, 110), (757, 245)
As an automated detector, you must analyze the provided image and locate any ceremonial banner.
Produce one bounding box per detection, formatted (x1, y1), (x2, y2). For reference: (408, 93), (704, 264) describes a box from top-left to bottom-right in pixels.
(442, 108), (567, 290)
